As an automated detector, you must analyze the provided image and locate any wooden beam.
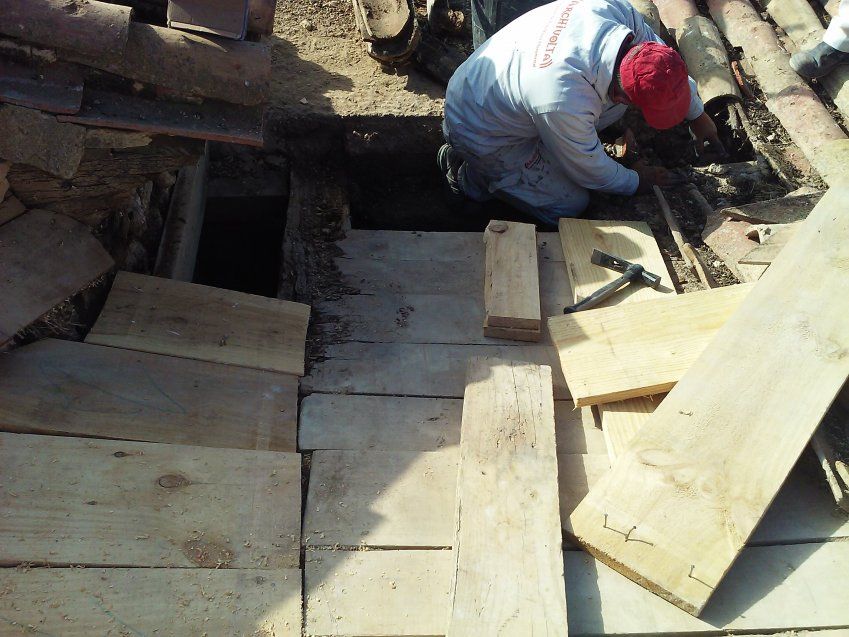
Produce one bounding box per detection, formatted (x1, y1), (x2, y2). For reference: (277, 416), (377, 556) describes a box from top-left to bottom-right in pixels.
(569, 185), (849, 615)
(0, 433), (301, 568)
(87, 271), (310, 376)
(167, 0), (250, 39)
(0, 567), (302, 636)
(1, 0), (131, 62)
(0, 209), (113, 347)
(558, 218), (674, 306)
(483, 220), (541, 339)
(448, 358), (567, 635)
(549, 284), (752, 406)
(0, 58), (84, 114)
(600, 394), (666, 463)
(0, 339), (297, 451)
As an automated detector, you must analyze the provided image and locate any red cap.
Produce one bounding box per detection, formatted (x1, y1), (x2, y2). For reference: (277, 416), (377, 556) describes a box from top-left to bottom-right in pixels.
(619, 42), (691, 130)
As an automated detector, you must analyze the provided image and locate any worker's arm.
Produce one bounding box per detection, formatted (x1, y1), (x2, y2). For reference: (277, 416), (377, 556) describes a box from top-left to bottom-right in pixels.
(533, 107), (682, 195)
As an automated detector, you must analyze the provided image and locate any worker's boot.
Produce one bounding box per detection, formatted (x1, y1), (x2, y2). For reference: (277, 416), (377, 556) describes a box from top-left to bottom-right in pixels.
(437, 143), (465, 203)
(790, 41), (849, 80)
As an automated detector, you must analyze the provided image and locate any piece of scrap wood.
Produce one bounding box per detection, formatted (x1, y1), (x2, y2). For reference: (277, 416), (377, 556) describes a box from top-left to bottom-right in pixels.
(0, 209), (113, 347)
(168, 0), (250, 39)
(0, 104), (86, 178)
(0, 567), (301, 636)
(569, 185), (849, 616)
(0, 433), (301, 568)
(248, 0), (277, 35)
(719, 191), (823, 224)
(1, 0), (131, 62)
(86, 271), (310, 376)
(306, 549), (451, 636)
(0, 58), (84, 114)
(548, 283), (752, 406)
(58, 88), (265, 147)
(739, 223), (801, 265)
(448, 358), (567, 635)
(0, 338), (297, 451)
(559, 218), (674, 306)
(702, 212), (768, 282)
(483, 219), (541, 333)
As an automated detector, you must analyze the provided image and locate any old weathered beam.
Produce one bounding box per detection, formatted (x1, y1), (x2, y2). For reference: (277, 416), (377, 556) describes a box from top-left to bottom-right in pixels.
(1, 0), (131, 62)
(0, 58), (84, 115)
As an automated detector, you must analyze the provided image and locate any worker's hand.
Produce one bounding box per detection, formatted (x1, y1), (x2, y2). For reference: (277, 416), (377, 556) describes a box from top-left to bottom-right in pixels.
(634, 161), (688, 193)
(689, 112), (727, 159)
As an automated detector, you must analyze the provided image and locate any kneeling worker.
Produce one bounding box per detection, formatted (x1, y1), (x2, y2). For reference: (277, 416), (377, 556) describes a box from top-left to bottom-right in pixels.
(439, 0), (722, 225)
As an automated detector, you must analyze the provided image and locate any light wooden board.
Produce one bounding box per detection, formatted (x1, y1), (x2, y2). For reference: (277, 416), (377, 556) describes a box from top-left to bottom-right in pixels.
(0, 433), (300, 568)
(0, 338), (298, 451)
(559, 453), (611, 524)
(558, 219), (675, 306)
(0, 567), (302, 636)
(302, 342), (571, 399)
(305, 549), (452, 636)
(87, 271), (310, 376)
(304, 449), (458, 548)
(569, 186), (849, 615)
(600, 394), (666, 463)
(566, 543), (849, 634)
(0, 209), (113, 346)
(448, 358), (567, 635)
(549, 284), (752, 406)
(739, 223), (801, 265)
(336, 229), (564, 262)
(483, 220), (540, 331)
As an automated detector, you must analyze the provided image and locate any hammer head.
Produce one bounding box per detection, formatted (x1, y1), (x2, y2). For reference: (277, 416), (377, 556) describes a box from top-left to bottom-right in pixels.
(590, 249), (662, 289)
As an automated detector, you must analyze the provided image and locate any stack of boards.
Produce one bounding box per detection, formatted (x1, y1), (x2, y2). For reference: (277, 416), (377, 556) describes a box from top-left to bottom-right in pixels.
(0, 267), (311, 634)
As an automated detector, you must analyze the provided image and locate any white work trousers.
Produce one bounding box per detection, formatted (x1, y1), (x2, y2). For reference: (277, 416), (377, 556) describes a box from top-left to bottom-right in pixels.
(824, 0), (849, 53)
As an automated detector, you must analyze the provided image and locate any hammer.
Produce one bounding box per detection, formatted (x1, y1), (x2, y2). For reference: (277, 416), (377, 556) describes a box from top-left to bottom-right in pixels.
(563, 249), (661, 313)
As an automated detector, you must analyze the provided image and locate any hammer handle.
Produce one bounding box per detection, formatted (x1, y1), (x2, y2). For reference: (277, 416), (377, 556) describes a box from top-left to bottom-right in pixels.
(563, 274), (631, 313)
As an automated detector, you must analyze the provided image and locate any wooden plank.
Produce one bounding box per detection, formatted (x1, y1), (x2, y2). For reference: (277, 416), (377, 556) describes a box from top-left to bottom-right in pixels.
(87, 271), (310, 376)
(703, 212), (770, 282)
(305, 549), (451, 637)
(302, 342), (571, 399)
(0, 209), (113, 346)
(559, 453), (610, 523)
(448, 358), (567, 635)
(558, 219), (675, 306)
(299, 394), (605, 454)
(566, 543), (849, 634)
(600, 394), (666, 463)
(0, 58), (84, 114)
(549, 284), (752, 406)
(1, 0), (131, 61)
(304, 449), (458, 548)
(168, 0), (250, 39)
(739, 223), (801, 265)
(569, 186), (849, 615)
(483, 220), (541, 331)
(0, 433), (300, 568)
(719, 191), (823, 224)
(0, 104), (86, 178)
(0, 339), (297, 451)
(58, 89), (265, 147)
(0, 567), (302, 636)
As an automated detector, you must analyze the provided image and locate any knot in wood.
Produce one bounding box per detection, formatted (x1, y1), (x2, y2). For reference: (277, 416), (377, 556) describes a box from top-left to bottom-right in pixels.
(488, 221), (508, 234)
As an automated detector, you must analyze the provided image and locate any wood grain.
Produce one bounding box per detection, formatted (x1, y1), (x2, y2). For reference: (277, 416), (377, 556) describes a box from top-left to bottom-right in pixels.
(87, 271), (310, 376)
(0, 209), (113, 346)
(0, 339), (297, 451)
(483, 220), (541, 332)
(0, 433), (300, 568)
(0, 567), (301, 636)
(600, 394), (666, 463)
(549, 284), (752, 406)
(569, 186), (849, 615)
(448, 358), (567, 635)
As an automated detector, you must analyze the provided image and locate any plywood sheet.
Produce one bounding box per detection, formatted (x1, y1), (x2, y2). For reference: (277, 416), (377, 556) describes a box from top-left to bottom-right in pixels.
(483, 220), (540, 331)
(305, 549), (451, 636)
(558, 218), (674, 306)
(0, 567), (301, 636)
(549, 284), (752, 406)
(302, 342), (570, 399)
(87, 271), (310, 376)
(0, 433), (300, 568)
(569, 186), (849, 615)
(448, 359), (567, 635)
(0, 339), (297, 451)
(0, 209), (113, 346)
(304, 449), (457, 548)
